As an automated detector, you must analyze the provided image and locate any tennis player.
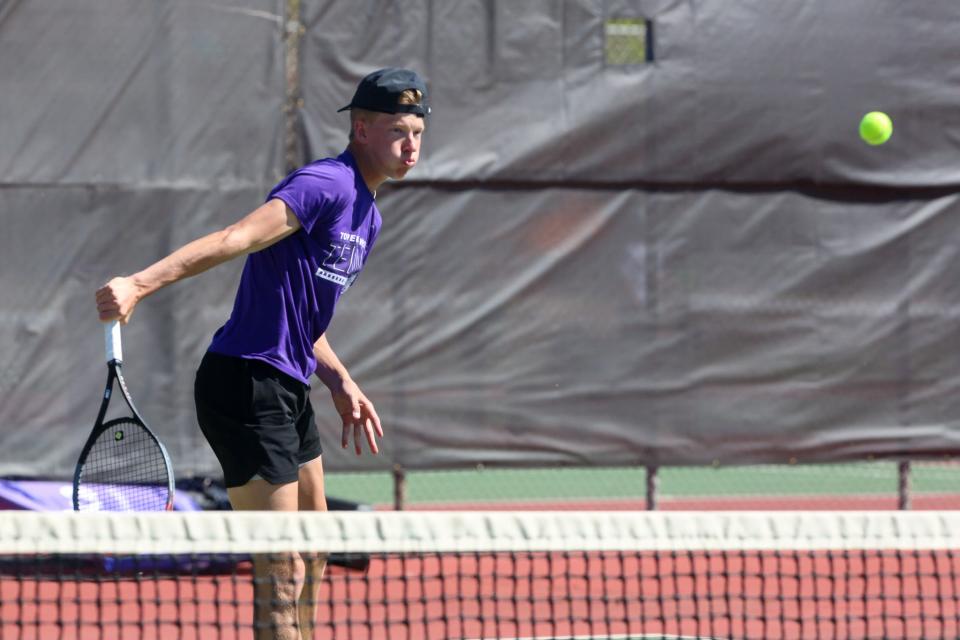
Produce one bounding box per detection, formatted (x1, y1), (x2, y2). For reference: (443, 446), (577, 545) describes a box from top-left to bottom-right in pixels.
(95, 67), (429, 639)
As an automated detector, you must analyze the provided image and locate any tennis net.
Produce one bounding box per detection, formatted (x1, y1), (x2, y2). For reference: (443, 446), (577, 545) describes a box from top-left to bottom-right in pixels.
(1, 510), (959, 639)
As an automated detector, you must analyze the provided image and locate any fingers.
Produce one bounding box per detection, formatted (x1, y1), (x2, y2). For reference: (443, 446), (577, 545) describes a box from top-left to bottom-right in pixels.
(365, 402), (384, 439)
(95, 277), (135, 323)
(363, 418), (380, 455)
(340, 414), (351, 450)
(339, 400), (383, 456)
(357, 398), (382, 455)
(341, 414), (372, 456)
(345, 401), (360, 447)
(341, 397), (361, 451)
(95, 285), (121, 322)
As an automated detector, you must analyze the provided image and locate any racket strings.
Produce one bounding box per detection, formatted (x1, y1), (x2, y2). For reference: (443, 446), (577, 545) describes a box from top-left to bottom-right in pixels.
(77, 419), (171, 511)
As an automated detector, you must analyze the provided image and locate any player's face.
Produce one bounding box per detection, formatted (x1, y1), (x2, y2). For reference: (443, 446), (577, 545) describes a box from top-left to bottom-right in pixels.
(364, 113), (425, 180)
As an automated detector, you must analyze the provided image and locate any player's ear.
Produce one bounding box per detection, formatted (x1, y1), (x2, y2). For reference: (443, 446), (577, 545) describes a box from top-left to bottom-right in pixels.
(351, 117), (368, 144)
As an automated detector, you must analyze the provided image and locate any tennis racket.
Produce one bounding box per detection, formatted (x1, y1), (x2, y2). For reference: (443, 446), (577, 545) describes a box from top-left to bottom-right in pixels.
(72, 321), (175, 511)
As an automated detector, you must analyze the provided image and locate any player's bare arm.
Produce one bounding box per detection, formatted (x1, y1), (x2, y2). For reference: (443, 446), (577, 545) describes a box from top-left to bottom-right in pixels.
(95, 199), (300, 323)
(313, 333), (383, 456)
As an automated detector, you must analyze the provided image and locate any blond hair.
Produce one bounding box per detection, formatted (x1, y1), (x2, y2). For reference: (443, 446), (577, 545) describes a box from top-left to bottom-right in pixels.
(397, 88), (423, 106)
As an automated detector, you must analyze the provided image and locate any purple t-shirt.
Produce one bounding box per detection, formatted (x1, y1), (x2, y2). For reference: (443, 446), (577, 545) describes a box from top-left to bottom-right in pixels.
(207, 150), (381, 384)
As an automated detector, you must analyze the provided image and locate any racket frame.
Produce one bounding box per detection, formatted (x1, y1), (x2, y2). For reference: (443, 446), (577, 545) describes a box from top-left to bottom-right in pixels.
(72, 322), (175, 511)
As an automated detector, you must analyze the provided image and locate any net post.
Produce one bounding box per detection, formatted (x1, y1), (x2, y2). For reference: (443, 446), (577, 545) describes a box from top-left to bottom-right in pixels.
(645, 465), (659, 510)
(898, 460), (911, 510)
(393, 464), (407, 511)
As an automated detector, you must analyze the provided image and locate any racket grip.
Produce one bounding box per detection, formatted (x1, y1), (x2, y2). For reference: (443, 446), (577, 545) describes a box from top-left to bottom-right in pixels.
(105, 320), (123, 363)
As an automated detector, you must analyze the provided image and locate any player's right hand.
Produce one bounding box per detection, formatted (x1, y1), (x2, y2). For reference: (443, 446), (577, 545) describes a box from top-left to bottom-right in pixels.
(95, 276), (139, 324)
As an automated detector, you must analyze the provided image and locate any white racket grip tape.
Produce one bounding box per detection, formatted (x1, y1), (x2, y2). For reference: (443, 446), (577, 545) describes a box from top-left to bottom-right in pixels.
(105, 320), (123, 363)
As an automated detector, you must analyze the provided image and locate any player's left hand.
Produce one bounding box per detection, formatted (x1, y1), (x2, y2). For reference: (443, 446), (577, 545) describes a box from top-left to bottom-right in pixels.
(330, 380), (384, 455)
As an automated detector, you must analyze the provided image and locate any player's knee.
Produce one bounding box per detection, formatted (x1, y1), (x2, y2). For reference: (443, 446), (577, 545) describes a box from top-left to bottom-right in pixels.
(275, 551), (307, 587)
(256, 552), (307, 595)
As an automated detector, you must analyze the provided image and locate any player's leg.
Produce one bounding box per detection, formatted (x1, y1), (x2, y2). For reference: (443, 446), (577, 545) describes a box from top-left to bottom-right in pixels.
(293, 400), (327, 639)
(229, 480), (304, 640)
(296, 456), (328, 639)
(194, 353), (310, 640)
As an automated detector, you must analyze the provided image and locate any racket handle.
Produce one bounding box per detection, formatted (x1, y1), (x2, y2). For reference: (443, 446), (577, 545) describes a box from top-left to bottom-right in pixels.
(105, 320), (123, 363)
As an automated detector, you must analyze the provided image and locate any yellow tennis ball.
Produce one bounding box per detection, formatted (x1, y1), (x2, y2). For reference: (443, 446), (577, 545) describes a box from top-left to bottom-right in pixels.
(859, 111), (893, 146)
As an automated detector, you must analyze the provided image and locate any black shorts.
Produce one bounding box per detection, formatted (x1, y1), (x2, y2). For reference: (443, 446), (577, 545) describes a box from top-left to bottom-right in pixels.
(194, 351), (322, 488)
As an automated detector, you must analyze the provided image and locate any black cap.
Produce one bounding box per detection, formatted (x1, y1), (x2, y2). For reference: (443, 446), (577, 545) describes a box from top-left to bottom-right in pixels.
(337, 68), (431, 117)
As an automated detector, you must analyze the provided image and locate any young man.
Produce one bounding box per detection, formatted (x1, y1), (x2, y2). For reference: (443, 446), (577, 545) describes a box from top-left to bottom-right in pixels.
(95, 67), (429, 639)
